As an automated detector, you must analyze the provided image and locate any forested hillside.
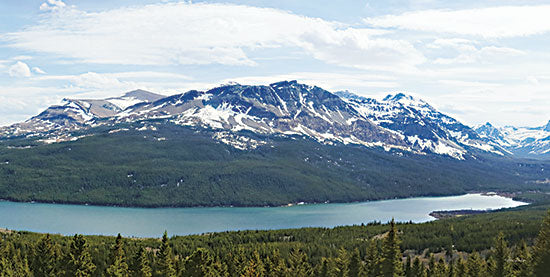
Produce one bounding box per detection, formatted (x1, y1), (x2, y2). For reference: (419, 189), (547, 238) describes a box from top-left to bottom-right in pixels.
(1, 123), (549, 207)
(1, 202), (550, 276)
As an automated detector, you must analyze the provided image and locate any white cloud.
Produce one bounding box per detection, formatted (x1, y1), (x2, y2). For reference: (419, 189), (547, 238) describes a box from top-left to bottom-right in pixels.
(40, 0), (67, 11)
(3, 2), (424, 70)
(32, 67), (46, 74)
(8, 61), (31, 77)
(364, 5), (550, 38)
(433, 46), (525, 65)
(11, 55), (32, 61)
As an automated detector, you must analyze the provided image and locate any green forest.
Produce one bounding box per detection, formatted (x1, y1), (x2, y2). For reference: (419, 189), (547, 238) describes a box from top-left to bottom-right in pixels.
(1, 199), (550, 276)
(1, 123), (549, 207)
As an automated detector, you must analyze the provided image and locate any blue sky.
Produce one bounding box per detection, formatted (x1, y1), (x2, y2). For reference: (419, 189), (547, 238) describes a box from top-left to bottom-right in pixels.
(1, 0), (550, 127)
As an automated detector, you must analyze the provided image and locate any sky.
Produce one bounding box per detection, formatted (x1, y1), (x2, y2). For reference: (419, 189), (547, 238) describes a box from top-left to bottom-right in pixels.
(1, 0), (550, 127)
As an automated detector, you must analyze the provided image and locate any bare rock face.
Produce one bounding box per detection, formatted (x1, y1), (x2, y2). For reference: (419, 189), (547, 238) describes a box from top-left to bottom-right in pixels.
(1, 82), (501, 159)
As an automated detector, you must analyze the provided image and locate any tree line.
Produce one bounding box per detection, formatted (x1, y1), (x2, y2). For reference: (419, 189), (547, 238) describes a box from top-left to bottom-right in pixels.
(1, 210), (550, 276)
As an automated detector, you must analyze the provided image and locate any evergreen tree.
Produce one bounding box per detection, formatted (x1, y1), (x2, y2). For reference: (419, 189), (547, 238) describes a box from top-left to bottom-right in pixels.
(32, 234), (58, 277)
(455, 257), (466, 277)
(131, 247), (152, 277)
(155, 231), (176, 277)
(63, 234), (96, 277)
(447, 259), (455, 277)
(242, 250), (265, 277)
(466, 252), (486, 277)
(316, 258), (331, 277)
(226, 246), (248, 277)
(532, 210), (550, 277)
(331, 248), (349, 277)
(426, 255), (436, 277)
(490, 232), (510, 277)
(436, 258), (447, 277)
(404, 256), (412, 277)
(348, 248), (363, 277)
(288, 248), (311, 277)
(380, 219), (403, 277)
(267, 249), (287, 277)
(184, 247), (228, 277)
(106, 233), (129, 277)
(365, 239), (381, 276)
(511, 240), (531, 277)
(411, 257), (424, 277)
(15, 251), (33, 277)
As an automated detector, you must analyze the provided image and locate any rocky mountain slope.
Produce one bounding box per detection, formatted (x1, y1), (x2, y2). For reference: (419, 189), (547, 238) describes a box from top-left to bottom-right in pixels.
(475, 121), (550, 158)
(1, 81), (503, 159)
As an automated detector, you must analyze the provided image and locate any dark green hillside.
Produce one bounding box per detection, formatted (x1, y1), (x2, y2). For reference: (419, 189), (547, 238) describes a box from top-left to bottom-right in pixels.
(0, 122), (548, 207)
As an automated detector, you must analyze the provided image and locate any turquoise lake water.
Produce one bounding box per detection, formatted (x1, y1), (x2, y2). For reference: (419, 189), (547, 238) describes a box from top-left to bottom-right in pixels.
(0, 193), (526, 237)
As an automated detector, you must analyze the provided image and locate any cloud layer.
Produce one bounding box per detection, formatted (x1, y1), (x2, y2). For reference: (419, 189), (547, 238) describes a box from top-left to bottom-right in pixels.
(364, 5), (550, 38)
(3, 2), (423, 69)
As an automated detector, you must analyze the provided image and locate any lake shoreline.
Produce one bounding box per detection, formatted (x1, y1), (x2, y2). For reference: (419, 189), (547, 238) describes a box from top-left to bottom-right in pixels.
(0, 190), (528, 209)
(0, 193), (527, 237)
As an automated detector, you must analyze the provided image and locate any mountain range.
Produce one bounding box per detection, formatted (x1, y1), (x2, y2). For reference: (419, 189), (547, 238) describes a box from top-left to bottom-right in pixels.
(0, 81), (511, 159)
(0, 81), (549, 207)
(475, 122), (550, 159)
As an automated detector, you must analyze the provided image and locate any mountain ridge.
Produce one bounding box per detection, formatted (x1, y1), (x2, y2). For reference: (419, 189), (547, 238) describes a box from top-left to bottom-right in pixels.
(0, 81), (505, 160)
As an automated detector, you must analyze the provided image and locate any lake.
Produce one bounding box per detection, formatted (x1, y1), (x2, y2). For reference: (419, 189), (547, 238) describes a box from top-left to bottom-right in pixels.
(0, 193), (527, 237)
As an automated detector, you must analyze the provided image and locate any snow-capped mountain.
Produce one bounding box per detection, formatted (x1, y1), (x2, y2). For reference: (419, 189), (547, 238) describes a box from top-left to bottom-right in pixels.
(475, 121), (550, 158)
(335, 91), (505, 159)
(1, 81), (502, 159)
(0, 90), (165, 139)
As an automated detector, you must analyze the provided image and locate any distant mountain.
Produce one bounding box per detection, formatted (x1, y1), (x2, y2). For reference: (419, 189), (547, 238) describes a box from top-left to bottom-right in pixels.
(1, 81), (502, 159)
(0, 89), (164, 141)
(334, 91), (504, 159)
(475, 121), (550, 158)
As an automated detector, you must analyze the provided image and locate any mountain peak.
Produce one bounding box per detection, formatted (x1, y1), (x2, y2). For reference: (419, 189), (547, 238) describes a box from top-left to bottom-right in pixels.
(543, 120), (550, 132)
(383, 92), (409, 102)
(120, 89), (164, 102)
(382, 92), (428, 108)
(270, 80), (299, 88)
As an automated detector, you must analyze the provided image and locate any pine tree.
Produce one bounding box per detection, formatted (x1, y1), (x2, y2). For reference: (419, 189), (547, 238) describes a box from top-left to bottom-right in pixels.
(365, 239), (381, 276)
(331, 248), (349, 277)
(381, 218), (403, 277)
(511, 240), (531, 277)
(14, 251), (33, 277)
(427, 255), (436, 277)
(466, 252), (486, 277)
(448, 259), (455, 277)
(348, 248), (363, 277)
(411, 257), (424, 277)
(242, 250), (265, 277)
(316, 258), (331, 277)
(436, 258), (447, 276)
(155, 231), (176, 277)
(63, 234), (96, 277)
(288, 248), (311, 277)
(490, 232), (510, 277)
(32, 234), (58, 277)
(533, 210), (550, 277)
(131, 247), (152, 277)
(267, 249), (287, 277)
(184, 247), (228, 277)
(106, 233), (129, 277)
(227, 246), (248, 276)
(404, 256), (412, 277)
(455, 257), (466, 277)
